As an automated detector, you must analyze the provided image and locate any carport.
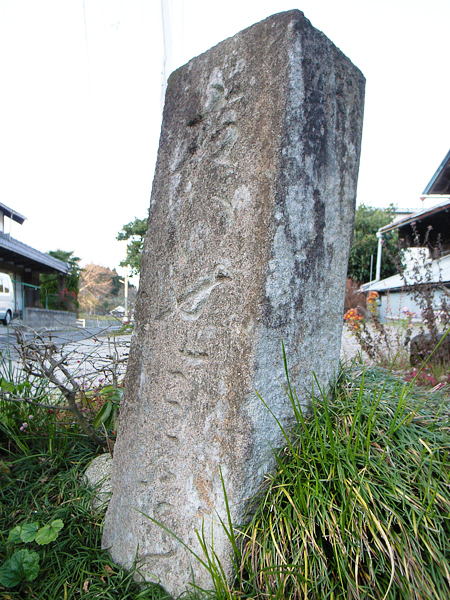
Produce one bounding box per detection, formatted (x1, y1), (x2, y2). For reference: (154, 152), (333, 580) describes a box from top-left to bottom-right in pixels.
(0, 203), (68, 318)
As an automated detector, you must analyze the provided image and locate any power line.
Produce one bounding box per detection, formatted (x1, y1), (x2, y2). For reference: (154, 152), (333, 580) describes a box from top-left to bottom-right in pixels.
(82, 0), (93, 110)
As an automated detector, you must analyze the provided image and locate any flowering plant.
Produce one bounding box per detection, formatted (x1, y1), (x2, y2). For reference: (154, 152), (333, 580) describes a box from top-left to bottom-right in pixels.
(403, 367), (444, 388)
(402, 306), (417, 319)
(343, 289), (403, 365)
(343, 308), (363, 332)
(367, 290), (379, 315)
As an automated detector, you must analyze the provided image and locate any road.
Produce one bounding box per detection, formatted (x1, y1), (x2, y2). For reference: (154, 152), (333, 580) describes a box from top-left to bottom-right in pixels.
(0, 325), (131, 388)
(0, 325), (123, 353)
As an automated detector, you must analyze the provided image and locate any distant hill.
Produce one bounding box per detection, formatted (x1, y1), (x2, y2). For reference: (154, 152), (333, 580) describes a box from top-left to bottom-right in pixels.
(78, 263), (137, 315)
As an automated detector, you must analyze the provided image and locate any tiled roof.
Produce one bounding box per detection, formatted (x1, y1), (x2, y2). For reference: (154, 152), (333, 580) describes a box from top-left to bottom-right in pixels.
(0, 233), (68, 274)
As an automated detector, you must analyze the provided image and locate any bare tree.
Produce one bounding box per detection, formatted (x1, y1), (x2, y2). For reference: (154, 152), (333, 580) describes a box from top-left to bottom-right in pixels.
(0, 326), (129, 448)
(78, 263), (116, 314)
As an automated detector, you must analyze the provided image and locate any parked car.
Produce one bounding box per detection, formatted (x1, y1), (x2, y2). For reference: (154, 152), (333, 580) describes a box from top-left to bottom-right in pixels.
(0, 273), (14, 325)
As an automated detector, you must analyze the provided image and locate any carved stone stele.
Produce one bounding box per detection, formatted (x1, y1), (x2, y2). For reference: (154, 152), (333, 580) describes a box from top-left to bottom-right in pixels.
(103, 10), (365, 597)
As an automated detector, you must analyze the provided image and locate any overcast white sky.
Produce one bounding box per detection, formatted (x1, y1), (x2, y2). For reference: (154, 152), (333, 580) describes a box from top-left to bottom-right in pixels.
(0, 0), (449, 277)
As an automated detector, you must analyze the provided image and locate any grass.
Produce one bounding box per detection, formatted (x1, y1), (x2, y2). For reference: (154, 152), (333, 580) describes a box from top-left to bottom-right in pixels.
(231, 362), (450, 599)
(2, 353), (450, 599)
(0, 371), (169, 599)
(77, 314), (121, 322)
(0, 420), (171, 599)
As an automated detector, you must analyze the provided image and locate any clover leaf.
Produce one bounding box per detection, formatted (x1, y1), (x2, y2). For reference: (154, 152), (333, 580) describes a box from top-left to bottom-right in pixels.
(0, 549), (40, 587)
(7, 526), (22, 544)
(35, 520), (64, 545)
(20, 523), (39, 543)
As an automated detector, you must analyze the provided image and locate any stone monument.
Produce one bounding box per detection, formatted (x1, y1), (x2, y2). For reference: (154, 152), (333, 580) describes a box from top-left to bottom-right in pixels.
(103, 9), (365, 596)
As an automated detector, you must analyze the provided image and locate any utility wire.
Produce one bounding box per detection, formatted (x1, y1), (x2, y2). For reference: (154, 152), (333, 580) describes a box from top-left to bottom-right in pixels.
(83, 0), (93, 111)
(160, 0), (173, 113)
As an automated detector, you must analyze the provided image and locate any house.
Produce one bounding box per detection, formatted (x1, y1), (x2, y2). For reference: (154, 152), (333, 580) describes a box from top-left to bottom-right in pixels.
(110, 305), (126, 317)
(0, 202), (70, 325)
(362, 149), (450, 321)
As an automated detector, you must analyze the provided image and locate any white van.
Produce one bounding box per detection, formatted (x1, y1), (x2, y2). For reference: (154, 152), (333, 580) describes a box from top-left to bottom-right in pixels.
(0, 273), (14, 325)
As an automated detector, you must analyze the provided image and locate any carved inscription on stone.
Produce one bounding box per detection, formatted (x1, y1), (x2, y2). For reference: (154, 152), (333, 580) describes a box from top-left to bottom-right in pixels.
(103, 10), (365, 597)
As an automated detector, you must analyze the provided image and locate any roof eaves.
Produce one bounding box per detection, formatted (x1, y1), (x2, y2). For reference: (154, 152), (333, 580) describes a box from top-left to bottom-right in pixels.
(423, 149), (450, 195)
(0, 234), (69, 273)
(0, 203), (27, 225)
(378, 199), (450, 234)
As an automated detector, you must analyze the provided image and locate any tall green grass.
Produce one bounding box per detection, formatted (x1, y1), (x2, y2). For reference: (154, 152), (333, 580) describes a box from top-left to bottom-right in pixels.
(231, 361), (450, 599)
(2, 351), (450, 599)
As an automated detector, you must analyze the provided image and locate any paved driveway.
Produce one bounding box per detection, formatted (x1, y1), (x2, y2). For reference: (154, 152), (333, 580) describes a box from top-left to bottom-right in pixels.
(0, 324), (131, 390)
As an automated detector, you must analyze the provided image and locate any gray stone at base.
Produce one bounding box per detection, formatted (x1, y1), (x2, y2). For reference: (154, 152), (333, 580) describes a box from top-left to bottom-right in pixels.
(84, 455), (113, 510)
(103, 9), (365, 597)
(410, 332), (450, 367)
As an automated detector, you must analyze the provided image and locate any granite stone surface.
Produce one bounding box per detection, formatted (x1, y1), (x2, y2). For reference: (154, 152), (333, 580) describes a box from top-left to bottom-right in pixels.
(103, 10), (365, 596)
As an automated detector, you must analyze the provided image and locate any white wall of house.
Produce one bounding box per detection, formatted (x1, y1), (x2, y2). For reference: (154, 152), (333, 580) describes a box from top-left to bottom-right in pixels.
(378, 288), (448, 323)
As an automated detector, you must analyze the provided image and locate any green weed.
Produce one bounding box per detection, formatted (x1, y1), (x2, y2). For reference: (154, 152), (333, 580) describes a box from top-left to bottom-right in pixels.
(0, 412), (170, 599)
(233, 356), (450, 599)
